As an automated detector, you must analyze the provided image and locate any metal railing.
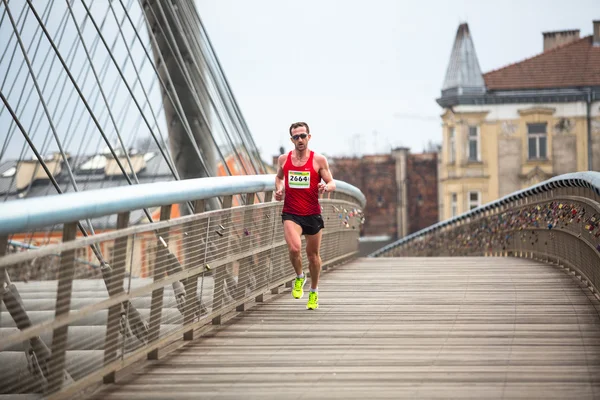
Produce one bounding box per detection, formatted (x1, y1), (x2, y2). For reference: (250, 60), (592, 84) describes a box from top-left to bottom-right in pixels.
(0, 175), (366, 398)
(371, 171), (600, 296)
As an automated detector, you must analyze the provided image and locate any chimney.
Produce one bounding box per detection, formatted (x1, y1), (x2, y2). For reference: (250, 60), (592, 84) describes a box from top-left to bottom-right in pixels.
(594, 20), (600, 47)
(542, 29), (580, 52)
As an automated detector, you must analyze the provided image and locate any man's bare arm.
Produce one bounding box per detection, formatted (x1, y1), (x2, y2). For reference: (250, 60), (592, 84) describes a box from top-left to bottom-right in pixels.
(275, 154), (286, 201)
(317, 155), (336, 194)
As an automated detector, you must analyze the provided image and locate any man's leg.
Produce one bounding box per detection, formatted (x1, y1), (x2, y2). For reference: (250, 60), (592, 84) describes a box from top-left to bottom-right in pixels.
(283, 220), (303, 275)
(305, 231), (322, 310)
(305, 231), (322, 290)
(283, 220), (306, 299)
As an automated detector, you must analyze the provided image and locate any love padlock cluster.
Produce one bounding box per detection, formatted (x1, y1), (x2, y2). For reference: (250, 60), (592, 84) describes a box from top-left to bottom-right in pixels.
(331, 205), (366, 229)
(388, 200), (600, 257)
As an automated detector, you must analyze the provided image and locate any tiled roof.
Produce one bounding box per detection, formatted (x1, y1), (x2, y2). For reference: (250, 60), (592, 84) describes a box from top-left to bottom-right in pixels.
(0, 161), (18, 198)
(483, 36), (600, 90)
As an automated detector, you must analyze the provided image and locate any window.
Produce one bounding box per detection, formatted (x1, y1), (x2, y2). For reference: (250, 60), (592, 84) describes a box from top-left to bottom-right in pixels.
(528, 123), (547, 160)
(468, 191), (480, 210)
(468, 126), (480, 162)
(448, 127), (456, 163)
(450, 193), (458, 217)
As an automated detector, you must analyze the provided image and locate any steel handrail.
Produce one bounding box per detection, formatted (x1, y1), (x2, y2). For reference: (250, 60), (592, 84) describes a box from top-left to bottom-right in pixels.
(0, 174), (366, 235)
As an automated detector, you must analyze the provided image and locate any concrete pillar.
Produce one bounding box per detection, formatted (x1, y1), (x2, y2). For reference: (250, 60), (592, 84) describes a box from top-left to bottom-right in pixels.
(392, 147), (409, 239)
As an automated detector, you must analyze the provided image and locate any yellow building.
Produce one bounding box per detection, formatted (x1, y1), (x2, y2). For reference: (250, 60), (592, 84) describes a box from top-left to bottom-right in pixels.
(437, 21), (600, 220)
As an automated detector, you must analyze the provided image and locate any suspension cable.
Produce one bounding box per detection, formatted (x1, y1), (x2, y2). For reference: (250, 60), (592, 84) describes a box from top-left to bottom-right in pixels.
(0, 91), (105, 264)
(0, 1), (54, 161)
(77, 0), (199, 183)
(147, 0), (237, 178)
(190, 4), (267, 173)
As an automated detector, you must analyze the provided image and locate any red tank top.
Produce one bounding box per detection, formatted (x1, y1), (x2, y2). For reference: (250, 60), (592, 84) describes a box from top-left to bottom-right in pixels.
(282, 151), (321, 216)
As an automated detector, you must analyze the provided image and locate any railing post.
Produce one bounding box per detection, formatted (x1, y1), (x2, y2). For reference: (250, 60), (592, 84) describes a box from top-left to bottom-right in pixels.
(103, 212), (130, 384)
(264, 190), (279, 290)
(236, 193), (255, 311)
(263, 191), (282, 294)
(212, 195), (233, 325)
(0, 235), (7, 296)
(0, 235), (6, 257)
(264, 190), (273, 203)
(183, 199), (205, 341)
(0, 234), (7, 271)
(47, 222), (77, 393)
(147, 205), (171, 360)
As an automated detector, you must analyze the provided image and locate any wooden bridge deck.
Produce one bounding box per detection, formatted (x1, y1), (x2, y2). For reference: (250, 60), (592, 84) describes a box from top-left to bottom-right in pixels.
(93, 257), (600, 399)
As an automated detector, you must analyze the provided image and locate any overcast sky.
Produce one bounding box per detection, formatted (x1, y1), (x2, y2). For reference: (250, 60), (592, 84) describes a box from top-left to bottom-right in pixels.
(195, 0), (598, 160)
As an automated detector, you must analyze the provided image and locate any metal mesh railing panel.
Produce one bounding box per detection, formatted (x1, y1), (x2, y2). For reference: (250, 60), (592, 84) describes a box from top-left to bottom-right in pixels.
(376, 187), (600, 295)
(0, 194), (364, 396)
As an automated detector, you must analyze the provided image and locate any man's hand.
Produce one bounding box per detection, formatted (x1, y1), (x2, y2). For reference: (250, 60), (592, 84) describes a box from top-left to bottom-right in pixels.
(318, 182), (328, 194)
(275, 188), (284, 201)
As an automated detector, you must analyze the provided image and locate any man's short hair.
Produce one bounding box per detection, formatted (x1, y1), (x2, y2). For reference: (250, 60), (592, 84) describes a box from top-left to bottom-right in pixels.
(289, 122), (310, 135)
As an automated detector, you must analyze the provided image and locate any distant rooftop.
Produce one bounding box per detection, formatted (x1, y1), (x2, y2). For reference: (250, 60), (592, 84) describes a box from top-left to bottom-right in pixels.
(0, 152), (173, 203)
(441, 23), (486, 96)
(438, 20), (600, 107)
(484, 36), (600, 90)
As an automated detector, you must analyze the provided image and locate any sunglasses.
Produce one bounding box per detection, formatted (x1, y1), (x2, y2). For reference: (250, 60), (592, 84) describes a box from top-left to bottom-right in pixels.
(292, 134), (308, 140)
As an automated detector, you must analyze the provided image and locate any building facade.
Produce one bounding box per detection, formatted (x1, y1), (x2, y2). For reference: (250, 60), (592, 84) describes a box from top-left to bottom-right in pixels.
(329, 149), (438, 240)
(437, 21), (600, 220)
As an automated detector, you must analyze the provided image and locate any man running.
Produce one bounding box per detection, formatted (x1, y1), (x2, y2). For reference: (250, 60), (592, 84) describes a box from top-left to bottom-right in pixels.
(275, 122), (335, 310)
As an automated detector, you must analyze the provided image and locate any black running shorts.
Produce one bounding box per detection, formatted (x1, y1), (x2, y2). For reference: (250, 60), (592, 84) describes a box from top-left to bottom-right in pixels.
(281, 212), (324, 236)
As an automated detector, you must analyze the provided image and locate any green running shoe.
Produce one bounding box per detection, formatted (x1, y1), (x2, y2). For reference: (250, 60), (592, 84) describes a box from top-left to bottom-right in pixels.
(292, 276), (306, 299)
(306, 291), (318, 310)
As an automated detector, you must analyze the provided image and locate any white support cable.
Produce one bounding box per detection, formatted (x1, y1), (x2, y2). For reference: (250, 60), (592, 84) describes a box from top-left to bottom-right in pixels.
(113, 0), (212, 181)
(0, 1), (29, 92)
(78, 0), (189, 185)
(139, 5), (226, 181)
(1, 0), (103, 202)
(47, 0), (122, 154)
(51, 5), (198, 220)
(22, 0), (170, 228)
(66, 0), (144, 187)
(4, 21), (113, 263)
(184, 0), (266, 174)
(63, 0), (143, 159)
(0, 3), (7, 42)
(141, 0), (234, 178)
(11, 2), (204, 333)
(62, 1), (148, 173)
(177, 0), (261, 175)
(2, 1), (116, 261)
(0, 91), (108, 265)
(158, 0), (248, 177)
(14, 2), (110, 203)
(3, 0), (92, 205)
(97, 2), (191, 215)
(174, 3), (252, 176)
(95, 0), (154, 152)
(0, 2), (148, 250)
(0, 1), (56, 162)
(185, 2), (265, 176)
(36, 0), (142, 244)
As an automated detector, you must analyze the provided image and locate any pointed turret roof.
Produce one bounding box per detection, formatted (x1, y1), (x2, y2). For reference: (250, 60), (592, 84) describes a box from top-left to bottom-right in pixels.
(441, 23), (485, 95)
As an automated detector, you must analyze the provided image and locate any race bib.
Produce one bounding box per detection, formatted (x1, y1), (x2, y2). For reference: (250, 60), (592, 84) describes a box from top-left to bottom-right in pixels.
(288, 170), (310, 189)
